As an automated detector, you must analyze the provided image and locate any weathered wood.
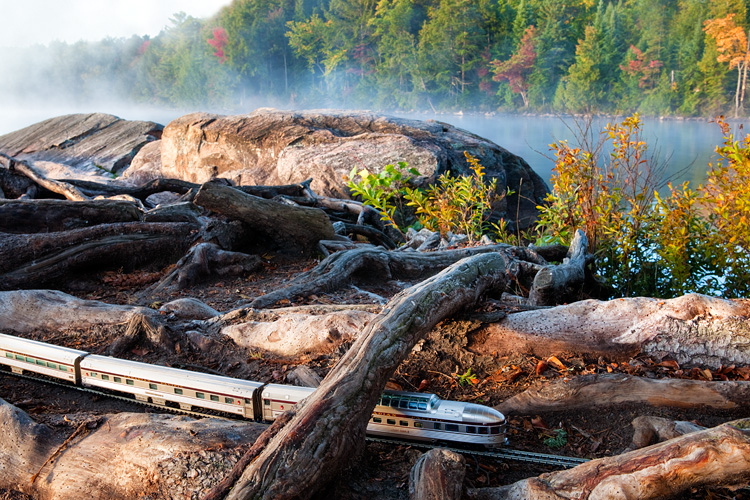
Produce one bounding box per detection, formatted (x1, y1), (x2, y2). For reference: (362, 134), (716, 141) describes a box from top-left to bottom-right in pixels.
(528, 229), (588, 306)
(629, 416), (705, 450)
(0, 222), (197, 289)
(246, 243), (513, 309)
(496, 373), (750, 416)
(0, 152), (89, 201)
(220, 252), (509, 500)
(467, 418), (750, 500)
(409, 449), (466, 500)
(0, 399), (265, 500)
(470, 293), (750, 368)
(193, 181), (336, 255)
(0, 199), (142, 233)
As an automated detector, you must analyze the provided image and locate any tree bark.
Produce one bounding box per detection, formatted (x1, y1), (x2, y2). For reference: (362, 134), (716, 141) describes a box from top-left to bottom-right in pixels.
(467, 418), (750, 500)
(0, 222), (198, 289)
(246, 243), (514, 309)
(528, 229), (588, 306)
(409, 449), (466, 500)
(0, 199), (142, 233)
(469, 293), (750, 368)
(221, 252), (509, 500)
(193, 181), (336, 255)
(0, 153), (89, 201)
(496, 373), (750, 416)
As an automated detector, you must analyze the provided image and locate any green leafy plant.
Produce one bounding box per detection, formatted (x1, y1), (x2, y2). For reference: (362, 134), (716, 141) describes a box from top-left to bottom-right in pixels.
(404, 152), (503, 243)
(543, 428), (568, 449)
(347, 161), (419, 232)
(455, 367), (479, 386)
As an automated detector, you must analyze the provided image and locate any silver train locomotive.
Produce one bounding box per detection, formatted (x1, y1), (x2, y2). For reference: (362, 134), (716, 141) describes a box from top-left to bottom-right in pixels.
(0, 333), (507, 447)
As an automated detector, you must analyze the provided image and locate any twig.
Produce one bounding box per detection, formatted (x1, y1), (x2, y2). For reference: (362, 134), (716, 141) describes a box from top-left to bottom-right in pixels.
(30, 417), (103, 484)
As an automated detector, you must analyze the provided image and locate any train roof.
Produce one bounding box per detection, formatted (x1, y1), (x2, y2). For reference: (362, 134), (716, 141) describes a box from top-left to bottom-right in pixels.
(0, 333), (89, 364)
(81, 355), (264, 396)
(262, 383), (316, 401)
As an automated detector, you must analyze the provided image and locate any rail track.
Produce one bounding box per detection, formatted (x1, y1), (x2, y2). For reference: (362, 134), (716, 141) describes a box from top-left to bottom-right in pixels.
(2, 369), (590, 468)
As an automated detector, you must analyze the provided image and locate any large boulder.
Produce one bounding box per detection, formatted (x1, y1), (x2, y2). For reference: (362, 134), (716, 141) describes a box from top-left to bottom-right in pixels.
(132, 109), (549, 228)
(0, 113), (162, 181)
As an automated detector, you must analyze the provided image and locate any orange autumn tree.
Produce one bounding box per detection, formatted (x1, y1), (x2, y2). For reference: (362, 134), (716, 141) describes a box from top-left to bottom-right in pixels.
(490, 25), (538, 108)
(704, 13), (750, 117)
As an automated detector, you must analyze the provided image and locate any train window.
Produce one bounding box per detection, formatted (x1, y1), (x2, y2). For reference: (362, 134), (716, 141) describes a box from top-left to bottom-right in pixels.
(490, 427), (500, 435)
(149, 383), (157, 390)
(59, 365), (68, 371)
(126, 379), (134, 385)
(210, 395), (219, 402)
(380, 395), (390, 406)
(244, 398), (252, 404)
(418, 403), (427, 410)
(46, 362), (57, 369)
(414, 422), (423, 428)
(114, 377), (122, 383)
(36, 359), (46, 366)
(90, 372), (98, 377)
(390, 400), (399, 408)
(387, 419), (396, 425)
(264, 399), (270, 405)
(175, 388), (183, 395)
(101, 375), (109, 381)
(446, 424), (459, 432)
(225, 397), (234, 404)
(196, 393), (205, 399)
(408, 401), (418, 410)
(372, 417), (382, 423)
(399, 420), (408, 426)
(399, 400), (409, 409)
(15, 355), (23, 360)
(433, 423), (442, 430)
(25, 357), (34, 363)
(4, 353), (11, 358)
(478, 427), (488, 435)
(466, 426), (476, 434)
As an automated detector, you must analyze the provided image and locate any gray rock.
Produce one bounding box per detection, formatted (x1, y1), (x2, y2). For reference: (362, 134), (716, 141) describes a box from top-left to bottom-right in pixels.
(0, 113), (162, 181)
(160, 298), (220, 320)
(135, 108), (548, 229)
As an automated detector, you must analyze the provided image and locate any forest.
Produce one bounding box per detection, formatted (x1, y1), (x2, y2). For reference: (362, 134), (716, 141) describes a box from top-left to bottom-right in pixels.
(3, 0), (750, 117)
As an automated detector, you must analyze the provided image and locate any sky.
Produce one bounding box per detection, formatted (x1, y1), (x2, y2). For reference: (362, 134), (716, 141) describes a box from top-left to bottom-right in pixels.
(0, 0), (233, 48)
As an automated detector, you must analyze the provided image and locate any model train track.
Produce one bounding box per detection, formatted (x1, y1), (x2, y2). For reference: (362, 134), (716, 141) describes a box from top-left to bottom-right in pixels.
(3, 370), (590, 468)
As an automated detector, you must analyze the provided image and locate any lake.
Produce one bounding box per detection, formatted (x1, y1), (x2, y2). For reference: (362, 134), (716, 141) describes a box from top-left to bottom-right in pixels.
(1, 105), (746, 188)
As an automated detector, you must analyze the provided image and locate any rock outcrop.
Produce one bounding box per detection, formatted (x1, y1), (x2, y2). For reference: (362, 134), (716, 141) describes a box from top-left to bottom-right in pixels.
(132, 109), (549, 228)
(0, 113), (161, 181)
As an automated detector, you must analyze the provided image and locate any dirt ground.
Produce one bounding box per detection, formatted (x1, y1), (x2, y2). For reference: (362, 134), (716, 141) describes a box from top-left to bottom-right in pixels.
(1, 258), (749, 500)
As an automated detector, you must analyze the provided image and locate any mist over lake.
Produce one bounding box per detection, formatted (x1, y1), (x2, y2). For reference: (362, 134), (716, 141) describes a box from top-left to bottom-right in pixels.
(0, 104), (742, 188)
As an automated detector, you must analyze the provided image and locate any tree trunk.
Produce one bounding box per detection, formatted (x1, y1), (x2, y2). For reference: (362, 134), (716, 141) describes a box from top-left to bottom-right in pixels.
(0, 153), (89, 201)
(0, 222), (197, 289)
(193, 181), (336, 255)
(0, 199), (142, 233)
(221, 252), (509, 500)
(409, 449), (466, 500)
(496, 373), (750, 416)
(467, 418), (750, 500)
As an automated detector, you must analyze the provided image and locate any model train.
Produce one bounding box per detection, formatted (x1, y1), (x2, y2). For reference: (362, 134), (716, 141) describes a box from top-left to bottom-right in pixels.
(0, 332), (507, 447)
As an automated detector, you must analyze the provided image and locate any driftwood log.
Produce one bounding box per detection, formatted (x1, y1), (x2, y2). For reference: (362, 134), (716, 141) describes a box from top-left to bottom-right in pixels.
(467, 418), (750, 500)
(497, 373), (750, 415)
(193, 181), (336, 255)
(528, 229), (589, 306)
(210, 252), (509, 499)
(0, 222), (198, 290)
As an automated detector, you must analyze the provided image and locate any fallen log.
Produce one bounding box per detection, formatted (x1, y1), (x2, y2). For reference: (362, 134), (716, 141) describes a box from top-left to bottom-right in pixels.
(0, 152), (89, 201)
(0, 222), (198, 289)
(216, 252), (509, 500)
(629, 416), (705, 450)
(245, 243), (514, 309)
(0, 199), (142, 233)
(0, 399), (265, 500)
(193, 181), (336, 255)
(467, 418), (750, 500)
(470, 293), (750, 367)
(527, 229), (589, 306)
(496, 373), (750, 416)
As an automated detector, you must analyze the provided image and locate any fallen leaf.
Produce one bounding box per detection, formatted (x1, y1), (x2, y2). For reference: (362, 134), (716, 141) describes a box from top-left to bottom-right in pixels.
(418, 379), (429, 391)
(536, 360), (549, 376)
(658, 360), (680, 370)
(531, 416), (549, 429)
(547, 356), (566, 371)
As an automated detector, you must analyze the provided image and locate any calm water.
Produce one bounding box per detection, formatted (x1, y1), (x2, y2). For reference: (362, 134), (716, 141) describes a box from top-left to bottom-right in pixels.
(395, 113), (747, 189)
(2, 105), (746, 188)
